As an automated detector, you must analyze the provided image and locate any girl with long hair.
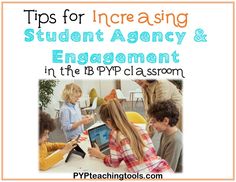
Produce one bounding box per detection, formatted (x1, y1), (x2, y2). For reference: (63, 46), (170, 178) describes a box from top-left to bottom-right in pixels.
(88, 99), (172, 173)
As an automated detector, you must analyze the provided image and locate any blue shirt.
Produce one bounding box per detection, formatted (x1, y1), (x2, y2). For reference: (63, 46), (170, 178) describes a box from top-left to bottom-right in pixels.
(59, 102), (84, 141)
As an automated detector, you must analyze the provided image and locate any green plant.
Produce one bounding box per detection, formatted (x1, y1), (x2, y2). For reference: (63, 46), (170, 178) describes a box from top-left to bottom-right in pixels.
(39, 80), (58, 110)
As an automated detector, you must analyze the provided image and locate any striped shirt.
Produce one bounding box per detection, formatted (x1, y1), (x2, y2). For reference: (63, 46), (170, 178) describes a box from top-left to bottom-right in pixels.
(103, 126), (171, 173)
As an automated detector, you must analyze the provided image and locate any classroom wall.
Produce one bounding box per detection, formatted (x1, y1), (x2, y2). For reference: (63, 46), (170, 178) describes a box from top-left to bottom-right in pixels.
(121, 80), (141, 100)
(74, 80), (116, 97)
(45, 80), (116, 118)
(44, 80), (141, 118)
(44, 80), (74, 118)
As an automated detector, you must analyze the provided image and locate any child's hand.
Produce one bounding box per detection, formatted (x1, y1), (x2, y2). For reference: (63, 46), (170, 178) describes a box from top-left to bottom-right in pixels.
(85, 115), (91, 118)
(82, 117), (92, 124)
(85, 115), (94, 121)
(61, 141), (77, 155)
(146, 123), (155, 138)
(89, 114), (95, 120)
(71, 137), (79, 144)
(88, 143), (105, 160)
(82, 115), (94, 124)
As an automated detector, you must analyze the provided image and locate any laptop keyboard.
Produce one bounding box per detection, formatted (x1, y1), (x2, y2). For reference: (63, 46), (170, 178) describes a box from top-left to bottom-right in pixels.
(102, 148), (110, 155)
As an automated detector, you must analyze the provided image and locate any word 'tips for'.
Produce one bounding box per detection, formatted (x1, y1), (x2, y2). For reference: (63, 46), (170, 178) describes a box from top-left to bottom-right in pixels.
(23, 9), (85, 28)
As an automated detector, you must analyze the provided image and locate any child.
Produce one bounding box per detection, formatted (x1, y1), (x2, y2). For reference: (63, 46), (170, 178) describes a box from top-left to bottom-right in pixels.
(147, 100), (183, 172)
(59, 83), (93, 141)
(88, 99), (172, 173)
(39, 111), (77, 171)
(134, 80), (182, 132)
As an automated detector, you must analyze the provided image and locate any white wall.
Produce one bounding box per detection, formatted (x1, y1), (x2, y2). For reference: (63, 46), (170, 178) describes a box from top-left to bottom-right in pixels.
(121, 80), (141, 100)
(75, 80), (100, 96)
(100, 80), (116, 97)
(74, 80), (116, 97)
(44, 80), (74, 118)
(45, 80), (141, 118)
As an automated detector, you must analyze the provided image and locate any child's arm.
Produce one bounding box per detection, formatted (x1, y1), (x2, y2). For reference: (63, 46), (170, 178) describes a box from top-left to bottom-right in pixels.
(162, 138), (182, 172)
(40, 141), (78, 171)
(71, 117), (92, 129)
(60, 109), (92, 131)
(60, 109), (73, 131)
(39, 143), (65, 171)
(88, 143), (106, 160)
(46, 142), (65, 152)
(39, 149), (64, 171)
(103, 131), (123, 168)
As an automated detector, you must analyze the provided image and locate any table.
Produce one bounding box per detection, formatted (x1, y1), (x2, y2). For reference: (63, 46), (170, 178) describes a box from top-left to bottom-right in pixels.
(43, 122), (123, 173)
(44, 150), (126, 173)
(43, 122), (146, 173)
(129, 90), (143, 109)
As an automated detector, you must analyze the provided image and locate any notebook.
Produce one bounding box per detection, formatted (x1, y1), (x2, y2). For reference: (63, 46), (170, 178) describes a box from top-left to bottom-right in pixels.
(88, 124), (111, 155)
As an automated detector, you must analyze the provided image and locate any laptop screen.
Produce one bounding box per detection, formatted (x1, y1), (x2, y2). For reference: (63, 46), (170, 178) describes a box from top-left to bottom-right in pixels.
(88, 124), (111, 150)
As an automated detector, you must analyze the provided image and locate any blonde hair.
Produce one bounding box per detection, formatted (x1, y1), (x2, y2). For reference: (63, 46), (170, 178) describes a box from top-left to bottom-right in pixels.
(99, 99), (146, 161)
(62, 83), (82, 102)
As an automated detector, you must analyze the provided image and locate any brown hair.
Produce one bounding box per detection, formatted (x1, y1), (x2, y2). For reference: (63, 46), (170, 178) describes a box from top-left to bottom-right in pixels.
(148, 100), (179, 126)
(99, 99), (146, 161)
(145, 80), (156, 83)
(39, 111), (56, 138)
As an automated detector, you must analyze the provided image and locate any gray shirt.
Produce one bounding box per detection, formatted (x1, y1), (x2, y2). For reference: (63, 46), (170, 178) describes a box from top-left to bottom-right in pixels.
(157, 129), (182, 172)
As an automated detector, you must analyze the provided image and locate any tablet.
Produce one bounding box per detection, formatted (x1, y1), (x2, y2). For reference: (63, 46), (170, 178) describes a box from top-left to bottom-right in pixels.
(65, 144), (86, 163)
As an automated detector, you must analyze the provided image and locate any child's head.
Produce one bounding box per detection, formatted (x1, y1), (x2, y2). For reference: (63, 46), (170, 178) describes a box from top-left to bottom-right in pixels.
(99, 99), (127, 130)
(62, 83), (82, 104)
(147, 100), (179, 132)
(39, 111), (56, 144)
(99, 99), (145, 161)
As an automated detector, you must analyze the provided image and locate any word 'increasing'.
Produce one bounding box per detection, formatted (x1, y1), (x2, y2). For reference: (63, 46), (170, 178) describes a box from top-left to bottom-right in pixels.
(93, 10), (188, 28)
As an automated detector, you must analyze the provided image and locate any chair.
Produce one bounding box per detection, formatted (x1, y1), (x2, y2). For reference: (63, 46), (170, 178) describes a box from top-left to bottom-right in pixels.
(125, 111), (147, 124)
(55, 100), (64, 120)
(133, 88), (144, 103)
(82, 97), (98, 115)
(78, 94), (90, 108)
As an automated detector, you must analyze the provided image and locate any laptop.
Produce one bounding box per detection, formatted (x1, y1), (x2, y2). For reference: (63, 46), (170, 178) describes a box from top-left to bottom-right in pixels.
(88, 124), (111, 155)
